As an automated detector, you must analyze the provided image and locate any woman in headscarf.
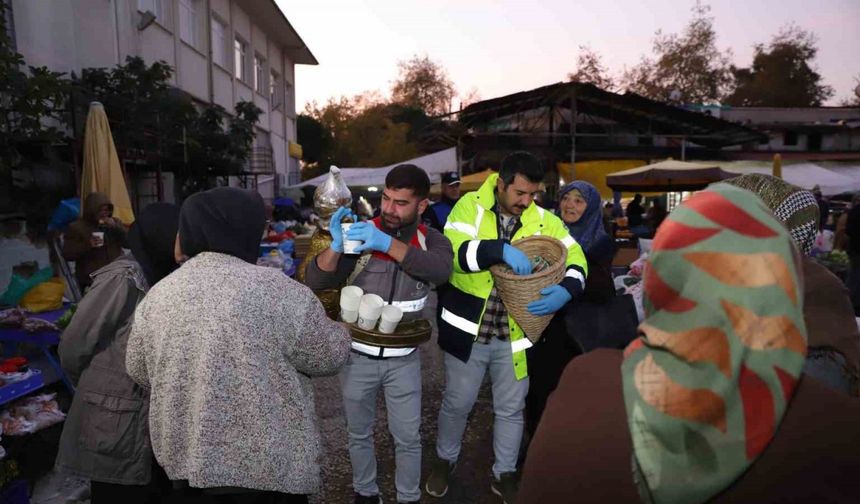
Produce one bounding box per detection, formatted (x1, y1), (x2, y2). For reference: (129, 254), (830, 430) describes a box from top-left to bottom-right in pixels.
(525, 181), (621, 435)
(56, 203), (180, 503)
(725, 174), (860, 395)
(518, 184), (860, 503)
(126, 187), (351, 504)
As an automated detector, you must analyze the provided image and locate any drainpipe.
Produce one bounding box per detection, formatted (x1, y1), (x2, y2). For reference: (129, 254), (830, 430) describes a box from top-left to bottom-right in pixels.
(112, 0), (121, 64)
(206, 0), (214, 104)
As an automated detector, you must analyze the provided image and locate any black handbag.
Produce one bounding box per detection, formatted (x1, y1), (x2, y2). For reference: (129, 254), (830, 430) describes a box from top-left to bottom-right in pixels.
(564, 293), (639, 352)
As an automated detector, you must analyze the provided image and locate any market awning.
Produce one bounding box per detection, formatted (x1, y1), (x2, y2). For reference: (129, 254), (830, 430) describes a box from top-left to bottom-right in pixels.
(720, 161), (860, 196)
(289, 148), (457, 188)
(606, 159), (739, 192)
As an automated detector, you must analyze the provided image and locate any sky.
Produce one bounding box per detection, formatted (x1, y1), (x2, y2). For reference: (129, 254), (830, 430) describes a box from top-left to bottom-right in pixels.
(280, 0), (860, 111)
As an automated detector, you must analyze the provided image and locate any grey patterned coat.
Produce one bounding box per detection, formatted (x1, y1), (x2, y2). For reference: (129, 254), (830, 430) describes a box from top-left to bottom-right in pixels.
(126, 252), (351, 494)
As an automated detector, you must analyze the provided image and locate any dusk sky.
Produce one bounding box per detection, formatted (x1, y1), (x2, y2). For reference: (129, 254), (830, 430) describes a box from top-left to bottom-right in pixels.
(282, 0), (860, 111)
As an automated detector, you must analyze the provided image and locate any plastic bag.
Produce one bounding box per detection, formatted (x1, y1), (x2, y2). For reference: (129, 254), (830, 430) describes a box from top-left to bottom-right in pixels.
(0, 267), (54, 306)
(19, 277), (65, 313)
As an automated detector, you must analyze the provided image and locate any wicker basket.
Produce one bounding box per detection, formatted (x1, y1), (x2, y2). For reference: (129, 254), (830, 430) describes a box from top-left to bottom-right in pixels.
(490, 235), (567, 342)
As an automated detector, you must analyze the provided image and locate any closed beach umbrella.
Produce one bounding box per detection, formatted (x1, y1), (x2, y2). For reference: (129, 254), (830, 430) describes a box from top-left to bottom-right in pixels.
(81, 102), (135, 225)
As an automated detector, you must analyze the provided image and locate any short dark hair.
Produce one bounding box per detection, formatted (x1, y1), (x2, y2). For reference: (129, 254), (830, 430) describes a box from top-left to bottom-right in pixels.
(385, 164), (430, 199)
(499, 151), (544, 186)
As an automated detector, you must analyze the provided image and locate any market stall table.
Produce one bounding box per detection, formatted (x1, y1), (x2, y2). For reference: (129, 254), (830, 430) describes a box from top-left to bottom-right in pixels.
(0, 305), (74, 397)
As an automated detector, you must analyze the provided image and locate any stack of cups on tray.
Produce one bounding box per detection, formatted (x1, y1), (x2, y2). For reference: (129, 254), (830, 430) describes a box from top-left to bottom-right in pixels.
(339, 286), (403, 334)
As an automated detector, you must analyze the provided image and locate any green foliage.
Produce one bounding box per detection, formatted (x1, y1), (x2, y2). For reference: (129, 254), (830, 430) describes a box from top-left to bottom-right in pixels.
(621, 2), (733, 104)
(391, 55), (456, 117)
(72, 56), (261, 198)
(726, 25), (835, 107)
(300, 93), (421, 179)
(0, 0), (69, 174)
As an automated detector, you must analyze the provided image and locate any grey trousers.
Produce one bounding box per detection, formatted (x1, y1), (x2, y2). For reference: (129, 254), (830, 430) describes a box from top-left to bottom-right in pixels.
(435, 337), (529, 479)
(340, 350), (422, 503)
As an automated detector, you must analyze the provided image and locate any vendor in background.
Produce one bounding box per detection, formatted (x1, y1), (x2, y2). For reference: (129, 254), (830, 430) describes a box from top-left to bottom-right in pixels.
(56, 203), (180, 504)
(525, 181), (618, 436)
(423, 171), (461, 232)
(834, 194), (860, 251)
(304, 165), (454, 504)
(62, 192), (126, 290)
(645, 198), (668, 235)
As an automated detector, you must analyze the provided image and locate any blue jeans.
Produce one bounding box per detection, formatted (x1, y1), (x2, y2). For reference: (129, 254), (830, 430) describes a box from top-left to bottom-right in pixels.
(435, 337), (529, 479)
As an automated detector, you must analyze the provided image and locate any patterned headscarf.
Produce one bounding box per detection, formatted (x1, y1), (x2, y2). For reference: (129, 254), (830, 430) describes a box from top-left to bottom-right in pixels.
(724, 174), (819, 255)
(622, 184), (807, 504)
(558, 181), (608, 256)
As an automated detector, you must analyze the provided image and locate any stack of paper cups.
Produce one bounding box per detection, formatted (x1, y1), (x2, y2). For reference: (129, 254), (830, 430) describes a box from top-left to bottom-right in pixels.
(378, 305), (403, 334)
(357, 294), (384, 330)
(339, 286), (364, 323)
(342, 223), (362, 255)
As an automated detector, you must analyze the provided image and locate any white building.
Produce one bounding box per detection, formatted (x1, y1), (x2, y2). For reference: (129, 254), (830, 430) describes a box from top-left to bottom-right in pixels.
(9, 0), (316, 203)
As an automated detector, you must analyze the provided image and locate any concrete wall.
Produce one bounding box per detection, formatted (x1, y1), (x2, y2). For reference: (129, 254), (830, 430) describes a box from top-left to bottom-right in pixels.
(11, 0), (305, 196)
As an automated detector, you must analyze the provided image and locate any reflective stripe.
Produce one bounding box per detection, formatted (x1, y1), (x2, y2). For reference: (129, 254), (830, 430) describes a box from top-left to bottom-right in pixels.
(416, 229), (427, 251)
(465, 240), (481, 272)
(536, 206), (545, 219)
(351, 341), (416, 358)
(440, 308), (479, 335)
(390, 296), (427, 312)
(566, 267), (586, 286)
(475, 205), (485, 234)
(561, 235), (577, 249)
(511, 338), (532, 353)
(445, 221), (477, 238)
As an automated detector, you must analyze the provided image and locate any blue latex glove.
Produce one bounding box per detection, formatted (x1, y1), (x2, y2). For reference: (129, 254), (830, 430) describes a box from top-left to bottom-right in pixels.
(347, 222), (393, 254)
(527, 285), (572, 316)
(502, 244), (532, 275)
(328, 206), (354, 253)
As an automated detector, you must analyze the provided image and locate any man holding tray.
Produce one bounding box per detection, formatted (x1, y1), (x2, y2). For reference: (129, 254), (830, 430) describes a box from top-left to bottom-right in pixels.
(304, 164), (454, 504)
(426, 152), (587, 504)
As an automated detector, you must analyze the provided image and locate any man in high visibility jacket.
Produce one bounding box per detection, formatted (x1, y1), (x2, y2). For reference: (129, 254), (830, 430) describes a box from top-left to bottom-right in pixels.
(425, 152), (587, 504)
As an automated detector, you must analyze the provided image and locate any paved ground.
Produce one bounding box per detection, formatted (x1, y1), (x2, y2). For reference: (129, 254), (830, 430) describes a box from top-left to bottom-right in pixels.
(312, 291), (503, 504)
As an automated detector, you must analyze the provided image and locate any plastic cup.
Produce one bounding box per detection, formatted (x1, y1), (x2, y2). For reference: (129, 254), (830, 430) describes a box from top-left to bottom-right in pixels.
(92, 231), (105, 247)
(378, 305), (403, 334)
(339, 286), (363, 323)
(342, 223), (362, 255)
(357, 294), (384, 330)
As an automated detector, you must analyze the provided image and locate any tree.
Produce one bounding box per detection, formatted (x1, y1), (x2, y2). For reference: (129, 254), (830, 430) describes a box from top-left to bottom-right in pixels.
(391, 55), (456, 117)
(726, 25), (834, 107)
(568, 46), (615, 90)
(621, 2), (733, 104)
(74, 56), (262, 199)
(840, 75), (860, 106)
(0, 0), (69, 175)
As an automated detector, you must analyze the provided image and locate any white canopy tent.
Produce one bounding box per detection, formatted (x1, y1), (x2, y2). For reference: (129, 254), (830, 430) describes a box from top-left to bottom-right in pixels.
(720, 161), (860, 196)
(288, 148), (457, 188)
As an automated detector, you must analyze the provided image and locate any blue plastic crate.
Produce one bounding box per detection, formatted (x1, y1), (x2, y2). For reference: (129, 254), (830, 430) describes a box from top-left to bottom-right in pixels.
(0, 369), (44, 406)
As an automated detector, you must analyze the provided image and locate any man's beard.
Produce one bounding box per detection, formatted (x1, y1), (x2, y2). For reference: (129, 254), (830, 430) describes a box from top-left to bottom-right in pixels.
(382, 212), (416, 230)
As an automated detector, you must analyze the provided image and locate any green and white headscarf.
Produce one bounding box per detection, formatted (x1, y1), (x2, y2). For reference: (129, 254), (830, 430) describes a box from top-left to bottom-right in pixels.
(622, 183), (807, 504)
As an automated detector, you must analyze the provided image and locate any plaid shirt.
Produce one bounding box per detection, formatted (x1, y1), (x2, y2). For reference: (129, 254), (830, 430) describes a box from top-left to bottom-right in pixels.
(475, 207), (521, 344)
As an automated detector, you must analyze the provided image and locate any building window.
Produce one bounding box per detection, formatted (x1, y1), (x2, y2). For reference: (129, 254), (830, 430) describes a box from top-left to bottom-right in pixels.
(783, 131), (798, 146)
(178, 0), (201, 48)
(234, 38), (247, 82)
(211, 16), (228, 67)
(138, 0), (165, 22)
(270, 70), (282, 108)
(253, 54), (266, 94)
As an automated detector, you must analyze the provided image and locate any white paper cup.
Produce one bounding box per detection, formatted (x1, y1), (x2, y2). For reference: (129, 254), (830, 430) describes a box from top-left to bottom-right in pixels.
(339, 286), (363, 323)
(92, 231), (105, 247)
(378, 305), (403, 334)
(342, 223), (362, 255)
(357, 294), (384, 330)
